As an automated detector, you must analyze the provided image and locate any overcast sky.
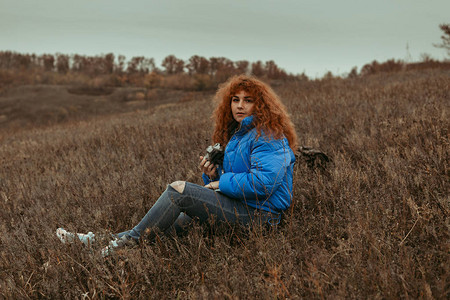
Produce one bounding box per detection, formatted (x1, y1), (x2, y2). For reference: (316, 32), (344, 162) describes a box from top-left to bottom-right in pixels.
(1, 0), (449, 77)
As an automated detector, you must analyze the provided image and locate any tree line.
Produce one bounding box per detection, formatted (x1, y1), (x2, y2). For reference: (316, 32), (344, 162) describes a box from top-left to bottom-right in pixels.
(0, 51), (290, 81)
(1, 24), (448, 90)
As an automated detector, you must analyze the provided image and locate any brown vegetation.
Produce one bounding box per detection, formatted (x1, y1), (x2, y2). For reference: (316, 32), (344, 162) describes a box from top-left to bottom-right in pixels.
(0, 68), (448, 298)
(0, 84), (212, 132)
(0, 52), (292, 93)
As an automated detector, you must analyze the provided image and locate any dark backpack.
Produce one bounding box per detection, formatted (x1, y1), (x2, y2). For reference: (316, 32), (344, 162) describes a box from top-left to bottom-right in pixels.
(295, 146), (331, 171)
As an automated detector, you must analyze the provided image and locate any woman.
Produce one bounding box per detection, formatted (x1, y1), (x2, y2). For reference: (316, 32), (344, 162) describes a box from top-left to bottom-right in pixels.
(56, 75), (298, 256)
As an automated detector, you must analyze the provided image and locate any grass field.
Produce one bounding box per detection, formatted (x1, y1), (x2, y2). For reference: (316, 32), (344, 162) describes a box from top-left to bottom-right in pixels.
(0, 69), (448, 298)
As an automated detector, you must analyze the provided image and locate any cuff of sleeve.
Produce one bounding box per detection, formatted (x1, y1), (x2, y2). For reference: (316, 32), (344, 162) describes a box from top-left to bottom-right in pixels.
(202, 173), (211, 185)
(218, 173), (234, 196)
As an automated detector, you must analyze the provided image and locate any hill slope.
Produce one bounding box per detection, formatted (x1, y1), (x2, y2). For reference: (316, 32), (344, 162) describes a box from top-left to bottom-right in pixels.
(0, 84), (211, 134)
(0, 69), (448, 298)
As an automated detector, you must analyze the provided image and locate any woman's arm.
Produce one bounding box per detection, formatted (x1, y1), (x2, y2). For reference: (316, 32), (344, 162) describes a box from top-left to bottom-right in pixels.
(218, 138), (291, 199)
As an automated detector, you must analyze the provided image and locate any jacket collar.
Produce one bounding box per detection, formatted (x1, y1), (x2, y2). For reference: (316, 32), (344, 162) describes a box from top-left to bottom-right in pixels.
(236, 116), (255, 135)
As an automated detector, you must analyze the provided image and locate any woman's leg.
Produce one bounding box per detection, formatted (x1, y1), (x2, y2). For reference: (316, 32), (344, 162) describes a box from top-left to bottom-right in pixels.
(118, 184), (188, 241)
(115, 212), (192, 239)
(101, 181), (279, 256)
(168, 182), (278, 229)
(119, 181), (268, 242)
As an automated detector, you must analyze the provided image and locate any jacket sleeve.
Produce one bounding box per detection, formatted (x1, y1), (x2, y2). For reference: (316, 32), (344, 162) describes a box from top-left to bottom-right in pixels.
(218, 137), (290, 199)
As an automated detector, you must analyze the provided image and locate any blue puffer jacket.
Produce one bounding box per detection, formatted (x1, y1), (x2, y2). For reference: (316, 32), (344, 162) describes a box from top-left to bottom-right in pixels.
(203, 116), (295, 213)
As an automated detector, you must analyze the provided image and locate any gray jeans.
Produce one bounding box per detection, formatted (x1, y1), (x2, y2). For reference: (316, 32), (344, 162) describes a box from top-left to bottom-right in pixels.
(116, 182), (281, 241)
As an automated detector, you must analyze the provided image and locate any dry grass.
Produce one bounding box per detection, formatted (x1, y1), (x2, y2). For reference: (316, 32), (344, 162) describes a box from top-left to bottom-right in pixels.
(0, 84), (212, 133)
(0, 69), (448, 298)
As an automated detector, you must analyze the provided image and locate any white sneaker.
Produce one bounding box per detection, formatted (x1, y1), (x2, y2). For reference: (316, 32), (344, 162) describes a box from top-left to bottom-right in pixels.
(101, 235), (136, 257)
(56, 228), (95, 246)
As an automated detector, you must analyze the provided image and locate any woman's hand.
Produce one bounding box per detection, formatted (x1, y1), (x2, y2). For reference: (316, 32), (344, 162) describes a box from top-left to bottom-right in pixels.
(199, 156), (217, 178)
(204, 181), (219, 190)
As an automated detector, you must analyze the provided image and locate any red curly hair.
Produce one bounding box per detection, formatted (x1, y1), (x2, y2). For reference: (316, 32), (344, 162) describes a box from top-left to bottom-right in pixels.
(212, 75), (298, 151)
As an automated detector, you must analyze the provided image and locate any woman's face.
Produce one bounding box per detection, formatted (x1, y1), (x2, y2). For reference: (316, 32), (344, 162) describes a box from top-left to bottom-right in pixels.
(231, 90), (255, 123)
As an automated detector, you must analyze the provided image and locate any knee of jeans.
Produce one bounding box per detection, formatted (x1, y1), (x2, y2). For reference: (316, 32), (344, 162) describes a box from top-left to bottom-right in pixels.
(170, 181), (186, 194)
